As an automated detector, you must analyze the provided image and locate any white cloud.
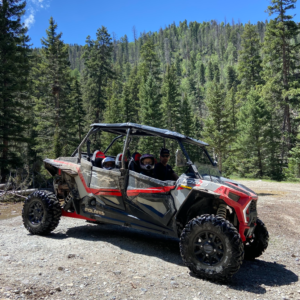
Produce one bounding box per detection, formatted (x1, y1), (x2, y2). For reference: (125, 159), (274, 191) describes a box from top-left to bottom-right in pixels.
(23, 0), (51, 29)
(24, 13), (35, 29)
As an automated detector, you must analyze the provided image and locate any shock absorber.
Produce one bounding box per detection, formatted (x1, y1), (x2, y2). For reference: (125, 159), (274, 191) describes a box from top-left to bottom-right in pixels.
(217, 203), (227, 219)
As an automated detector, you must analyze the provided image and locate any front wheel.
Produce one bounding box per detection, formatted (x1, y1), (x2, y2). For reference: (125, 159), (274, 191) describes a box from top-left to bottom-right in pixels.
(180, 214), (244, 281)
(244, 218), (269, 260)
(22, 190), (61, 235)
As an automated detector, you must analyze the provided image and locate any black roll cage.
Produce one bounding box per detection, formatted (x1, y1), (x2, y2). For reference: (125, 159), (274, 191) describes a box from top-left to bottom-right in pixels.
(72, 125), (216, 179)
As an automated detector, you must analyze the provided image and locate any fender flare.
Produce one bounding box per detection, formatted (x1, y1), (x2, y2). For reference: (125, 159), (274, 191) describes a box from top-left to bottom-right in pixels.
(44, 158), (78, 177)
(175, 188), (222, 228)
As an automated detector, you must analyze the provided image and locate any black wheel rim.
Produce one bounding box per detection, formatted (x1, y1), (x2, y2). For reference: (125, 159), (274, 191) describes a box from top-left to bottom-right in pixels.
(193, 231), (225, 266)
(28, 200), (44, 225)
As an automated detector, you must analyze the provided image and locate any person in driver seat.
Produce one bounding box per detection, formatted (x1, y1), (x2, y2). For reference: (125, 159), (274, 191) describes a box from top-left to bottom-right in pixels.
(101, 157), (116, 170)
(139, 154), (155, 177)
(154, 148), (179, 181)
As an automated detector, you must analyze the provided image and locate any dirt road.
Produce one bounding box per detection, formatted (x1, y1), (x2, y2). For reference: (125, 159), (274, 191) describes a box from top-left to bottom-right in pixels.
(0, 180), (299, 300)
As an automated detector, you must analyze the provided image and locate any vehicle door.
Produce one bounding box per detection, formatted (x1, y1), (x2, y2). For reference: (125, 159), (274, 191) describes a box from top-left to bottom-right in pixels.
(90, 167), (125, 210)
(126, 171), (176, 226)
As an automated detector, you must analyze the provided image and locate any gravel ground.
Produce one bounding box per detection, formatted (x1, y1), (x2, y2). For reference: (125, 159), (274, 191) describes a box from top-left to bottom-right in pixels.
(0, 180), (299, 300)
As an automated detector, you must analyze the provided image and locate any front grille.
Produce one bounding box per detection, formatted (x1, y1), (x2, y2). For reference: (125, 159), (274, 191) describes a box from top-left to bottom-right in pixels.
(249, 200), (257, 212)
(246, 200), (257, 233)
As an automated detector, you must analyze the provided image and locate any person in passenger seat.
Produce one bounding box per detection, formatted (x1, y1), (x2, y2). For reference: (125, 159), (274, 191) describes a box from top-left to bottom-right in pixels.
(139, 154), (155, 178)
(102, 157), (116, 170)
(154, 148), (179, 181)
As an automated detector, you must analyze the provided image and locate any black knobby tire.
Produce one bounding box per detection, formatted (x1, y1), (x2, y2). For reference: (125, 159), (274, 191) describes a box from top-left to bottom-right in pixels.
(180, 214), (244, 281)
(244, 218), (269, 260)
(22, 190), (61, 235)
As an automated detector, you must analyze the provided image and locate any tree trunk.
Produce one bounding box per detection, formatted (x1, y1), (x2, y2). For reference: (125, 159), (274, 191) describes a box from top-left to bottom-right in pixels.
(218, 153), (222, 173)
(280, 2), (291, 150)
(1, 140), (8, 183)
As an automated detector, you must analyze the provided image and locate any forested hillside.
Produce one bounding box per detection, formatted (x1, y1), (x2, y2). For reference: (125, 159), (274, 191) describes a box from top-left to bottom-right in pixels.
(1, 0), (300, 184)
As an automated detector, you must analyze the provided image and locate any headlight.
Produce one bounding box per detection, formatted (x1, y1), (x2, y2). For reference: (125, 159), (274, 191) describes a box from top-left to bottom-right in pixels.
(228, 192), (240, 202)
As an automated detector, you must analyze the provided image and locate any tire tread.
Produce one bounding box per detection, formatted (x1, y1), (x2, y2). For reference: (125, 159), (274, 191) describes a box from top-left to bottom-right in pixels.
(244, 218), (269, 260)
(22, 190), (61, 235)
(180, 214), (244, 281)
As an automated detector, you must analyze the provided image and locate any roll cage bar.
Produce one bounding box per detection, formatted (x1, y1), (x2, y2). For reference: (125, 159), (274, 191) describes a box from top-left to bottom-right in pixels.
(71, 124), (215, 179)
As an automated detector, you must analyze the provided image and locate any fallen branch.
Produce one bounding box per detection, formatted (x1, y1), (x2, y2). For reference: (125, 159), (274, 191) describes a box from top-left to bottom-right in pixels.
(0, 183), (12, 190)
(0, 188), (36, 196)
(0, 189), (37, 202)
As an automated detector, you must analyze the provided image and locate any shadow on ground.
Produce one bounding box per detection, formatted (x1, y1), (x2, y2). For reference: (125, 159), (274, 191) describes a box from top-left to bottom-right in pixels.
(43, 222), (298, 294)
(228, 259), (298, 294)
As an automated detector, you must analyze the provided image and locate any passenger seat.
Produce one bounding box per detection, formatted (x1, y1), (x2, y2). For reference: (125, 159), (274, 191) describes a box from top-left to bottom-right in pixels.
(116, 153), (128, 169)
(128, 152), (142, 173)
(92, 150), (105, 168)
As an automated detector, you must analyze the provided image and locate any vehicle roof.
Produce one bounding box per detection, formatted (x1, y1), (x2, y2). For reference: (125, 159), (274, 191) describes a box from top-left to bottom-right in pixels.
(91, 123), (209, 147)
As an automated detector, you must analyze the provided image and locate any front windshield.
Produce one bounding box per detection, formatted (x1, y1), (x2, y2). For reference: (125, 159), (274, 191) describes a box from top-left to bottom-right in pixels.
(182, 142), (220, 178)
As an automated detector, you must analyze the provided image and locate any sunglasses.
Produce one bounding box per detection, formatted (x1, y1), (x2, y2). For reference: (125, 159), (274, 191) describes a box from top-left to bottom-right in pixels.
(161, 155), (170, 158)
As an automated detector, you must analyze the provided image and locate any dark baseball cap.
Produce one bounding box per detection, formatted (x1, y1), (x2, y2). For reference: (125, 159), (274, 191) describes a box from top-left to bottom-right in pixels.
(160, 148), (170, 156)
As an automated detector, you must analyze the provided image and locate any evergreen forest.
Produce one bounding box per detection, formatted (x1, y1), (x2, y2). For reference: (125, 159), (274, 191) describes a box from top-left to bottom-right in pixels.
(1, 0), (300, 184)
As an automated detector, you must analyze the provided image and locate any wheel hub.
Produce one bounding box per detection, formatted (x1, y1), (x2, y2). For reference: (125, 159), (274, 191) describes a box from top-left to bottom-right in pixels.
(193, 231), (225, 266)
(28, 200), (44, 225)
(203, 243), (214, 254)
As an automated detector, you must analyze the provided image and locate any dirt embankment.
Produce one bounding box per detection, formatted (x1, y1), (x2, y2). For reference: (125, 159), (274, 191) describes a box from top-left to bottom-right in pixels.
(0, 180), (299, 300)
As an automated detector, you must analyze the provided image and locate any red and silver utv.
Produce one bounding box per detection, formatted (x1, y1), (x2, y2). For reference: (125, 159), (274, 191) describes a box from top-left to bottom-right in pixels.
(22, 123), (269, 281)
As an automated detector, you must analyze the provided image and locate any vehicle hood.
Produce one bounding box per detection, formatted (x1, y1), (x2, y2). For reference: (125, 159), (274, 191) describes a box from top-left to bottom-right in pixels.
(178, 174), (257, 197)
(201, 175), (257, 196)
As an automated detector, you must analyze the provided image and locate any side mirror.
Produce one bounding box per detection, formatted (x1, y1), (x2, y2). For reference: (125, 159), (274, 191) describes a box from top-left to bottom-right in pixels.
(176, 149), (186, 167)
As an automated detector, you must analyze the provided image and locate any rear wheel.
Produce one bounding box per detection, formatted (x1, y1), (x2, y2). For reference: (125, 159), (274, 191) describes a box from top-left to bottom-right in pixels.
(244, 218), (269, 260)
(180, 214), (244, 281)
(22, 190), (61, 235)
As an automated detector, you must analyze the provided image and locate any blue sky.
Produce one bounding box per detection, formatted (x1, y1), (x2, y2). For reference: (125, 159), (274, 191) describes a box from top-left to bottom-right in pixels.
(23, 0), (300, 47)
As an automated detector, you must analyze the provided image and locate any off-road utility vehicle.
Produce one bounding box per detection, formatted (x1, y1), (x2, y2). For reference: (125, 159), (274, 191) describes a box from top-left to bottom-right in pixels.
(22, 123), (269, 281)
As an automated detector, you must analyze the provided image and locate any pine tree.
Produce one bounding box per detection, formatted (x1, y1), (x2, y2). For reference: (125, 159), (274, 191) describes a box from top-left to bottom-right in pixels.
(262, 0), (300, 151)
(82, 26), (115, 124)
(181, 94), (193, 136)
(286, 129), (300, 179)
(70, 77), (85, 146)
(139, 39), (161, 83)
(199, 63), (206, 86)
(213, 63), (220, 83)
(103, 81), (122, 124)
(102, 81), (123, 154)
(121, 66), (140, 123)
(226, 66), (238, 91)
(207, 61), (214, 81)
(226, 86), (238, 130)
(261, 84), (284, 180)
(188, 75), (196, 97)
(192, 115), (203, 141)
(122, 83), (136, 122)
(202, 82), (232, 172)
(139, 72), (163, 155)
(237, 23), (263, 95)
(174, 52), (182, 76)
(27, 50), (42, 173)
(161, 64), (181, 132)
(34, 17), (72, 158)
(0, 0), (31, 182)
(234, 88), (270, 178)
(128, 66), (140, 122)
